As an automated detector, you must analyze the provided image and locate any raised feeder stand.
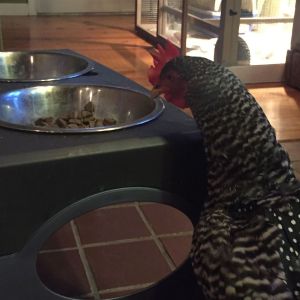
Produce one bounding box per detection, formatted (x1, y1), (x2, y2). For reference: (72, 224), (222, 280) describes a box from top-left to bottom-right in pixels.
(0, 50), (206, 299)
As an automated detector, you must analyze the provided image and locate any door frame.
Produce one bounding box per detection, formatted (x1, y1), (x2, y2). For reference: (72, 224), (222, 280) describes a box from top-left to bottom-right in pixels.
(291, 0), (300, 49)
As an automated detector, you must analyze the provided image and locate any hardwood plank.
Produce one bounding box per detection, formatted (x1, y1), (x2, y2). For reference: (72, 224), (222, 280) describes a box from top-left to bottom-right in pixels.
(248, 85), (300, 141)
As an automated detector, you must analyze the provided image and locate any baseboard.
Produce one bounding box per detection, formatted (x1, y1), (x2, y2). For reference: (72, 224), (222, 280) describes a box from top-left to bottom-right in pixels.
(0, 4), (29, 16)
(230, 64), (285, 84)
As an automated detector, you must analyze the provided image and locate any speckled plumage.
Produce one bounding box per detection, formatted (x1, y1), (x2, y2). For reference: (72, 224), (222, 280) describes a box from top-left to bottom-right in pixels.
(161, 56), (300, 299)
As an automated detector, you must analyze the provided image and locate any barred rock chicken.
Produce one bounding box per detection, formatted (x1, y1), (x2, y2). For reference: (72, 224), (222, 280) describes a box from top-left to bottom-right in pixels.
(149, 41), (300, 299)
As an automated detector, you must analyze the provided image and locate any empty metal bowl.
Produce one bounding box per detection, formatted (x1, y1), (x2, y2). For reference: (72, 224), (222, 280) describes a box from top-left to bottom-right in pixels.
(0, 51), (93, 82)
(0, 85), (165, 133)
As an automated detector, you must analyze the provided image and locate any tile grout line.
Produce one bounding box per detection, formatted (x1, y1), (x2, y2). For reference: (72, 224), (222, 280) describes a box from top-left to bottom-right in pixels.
(82, 236), (153, 248)
(158, 231), (193, 238)
(70, 220), (101, 300)
(38, 231), (193, 253)
(90, 202), (158, 210)
(96, 203), (136, 209)
(134, 202), (177, 272)
(39, 246), (78, 253)
(99, 282), (154, 295)
(81, 231), (193, 248)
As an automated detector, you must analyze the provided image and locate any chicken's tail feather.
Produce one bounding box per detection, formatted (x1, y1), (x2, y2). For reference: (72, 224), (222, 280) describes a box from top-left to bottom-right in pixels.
(190, 206), (295, 299)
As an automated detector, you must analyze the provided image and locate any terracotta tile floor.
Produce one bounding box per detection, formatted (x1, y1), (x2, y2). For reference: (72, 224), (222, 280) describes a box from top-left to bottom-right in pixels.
(37, 203), (193, 299)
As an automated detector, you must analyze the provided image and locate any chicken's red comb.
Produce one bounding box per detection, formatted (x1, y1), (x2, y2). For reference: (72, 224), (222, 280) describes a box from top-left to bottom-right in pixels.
(148, 40), (181, 86)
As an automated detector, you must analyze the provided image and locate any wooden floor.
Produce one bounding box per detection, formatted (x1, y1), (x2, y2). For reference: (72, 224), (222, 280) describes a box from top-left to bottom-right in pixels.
(1, 15), (300, 141)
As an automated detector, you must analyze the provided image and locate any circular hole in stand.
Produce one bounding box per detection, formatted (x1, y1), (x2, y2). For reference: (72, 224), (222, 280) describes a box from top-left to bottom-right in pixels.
(36, 202), (193, 299)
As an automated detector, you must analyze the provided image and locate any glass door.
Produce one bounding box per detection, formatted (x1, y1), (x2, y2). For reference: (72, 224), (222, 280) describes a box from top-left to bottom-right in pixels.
(155, 0), (298, 83)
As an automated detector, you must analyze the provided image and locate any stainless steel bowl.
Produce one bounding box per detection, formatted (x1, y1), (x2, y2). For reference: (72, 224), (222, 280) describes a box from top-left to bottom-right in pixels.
(0, 85), (165, 133)
(0, 51), (93, 82)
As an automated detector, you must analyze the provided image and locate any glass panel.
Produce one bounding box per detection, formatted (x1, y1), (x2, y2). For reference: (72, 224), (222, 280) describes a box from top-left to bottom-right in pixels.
(238, 0), (296, 65)
(137, 0), (158, 36)
(186, 0), (222, 59)
(158, 0), (184, 47)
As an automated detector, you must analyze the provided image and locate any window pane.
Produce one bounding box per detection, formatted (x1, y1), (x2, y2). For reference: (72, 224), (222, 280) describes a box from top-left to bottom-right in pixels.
(158, 0), (184, 47)
(186, 0), (221, 59)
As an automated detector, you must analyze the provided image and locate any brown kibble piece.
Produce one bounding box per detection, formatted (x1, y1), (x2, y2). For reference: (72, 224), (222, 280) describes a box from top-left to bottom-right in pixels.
(56, 118), (68, 128)
(103, 118), (117, 126)
(67, 123), (79, 128)
(60, 115), (70, 121)
(81, 110), (93, 118)
(82, 118), (90, 125)
(44, 117), (54, 124)
(34, 101), (117, 130)
(34, 118), (46, 126)
(95, 119), (103, 126)
(68, 111), (79, 119)
(68, 119), (82, 125)
(84, 101), (95, 113)
(35, 117), (54, 126)
(34, 119), (48, 127)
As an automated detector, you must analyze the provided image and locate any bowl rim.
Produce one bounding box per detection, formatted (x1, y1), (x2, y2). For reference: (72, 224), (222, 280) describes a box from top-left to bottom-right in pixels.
(0, 50), (94, 82)
(0, 84), (165, 134)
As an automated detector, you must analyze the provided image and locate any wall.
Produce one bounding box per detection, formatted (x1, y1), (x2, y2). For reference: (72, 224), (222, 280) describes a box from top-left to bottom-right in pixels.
(0, 0), (27, 3)
(36, 0), (135, 14)
(0, 0), (30, 15)
(0, 0), (134, 15)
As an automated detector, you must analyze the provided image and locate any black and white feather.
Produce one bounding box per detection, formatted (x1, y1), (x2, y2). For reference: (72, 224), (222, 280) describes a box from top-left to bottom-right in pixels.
(161, 56), (300, 299)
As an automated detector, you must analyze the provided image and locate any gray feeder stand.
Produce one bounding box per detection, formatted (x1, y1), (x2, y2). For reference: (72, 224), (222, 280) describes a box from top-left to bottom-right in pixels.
(0, 50), (207, 299)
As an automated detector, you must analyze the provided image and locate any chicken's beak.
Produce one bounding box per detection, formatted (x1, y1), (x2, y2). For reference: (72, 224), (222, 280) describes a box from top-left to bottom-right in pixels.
(150, 86), (164, 99)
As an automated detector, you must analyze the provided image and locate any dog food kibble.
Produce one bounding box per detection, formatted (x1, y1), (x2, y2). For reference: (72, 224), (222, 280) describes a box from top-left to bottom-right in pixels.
(34, 102), (117, 129)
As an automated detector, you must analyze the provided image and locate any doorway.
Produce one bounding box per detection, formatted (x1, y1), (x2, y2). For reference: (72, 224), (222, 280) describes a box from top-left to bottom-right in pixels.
(136, 0), (299, 83)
